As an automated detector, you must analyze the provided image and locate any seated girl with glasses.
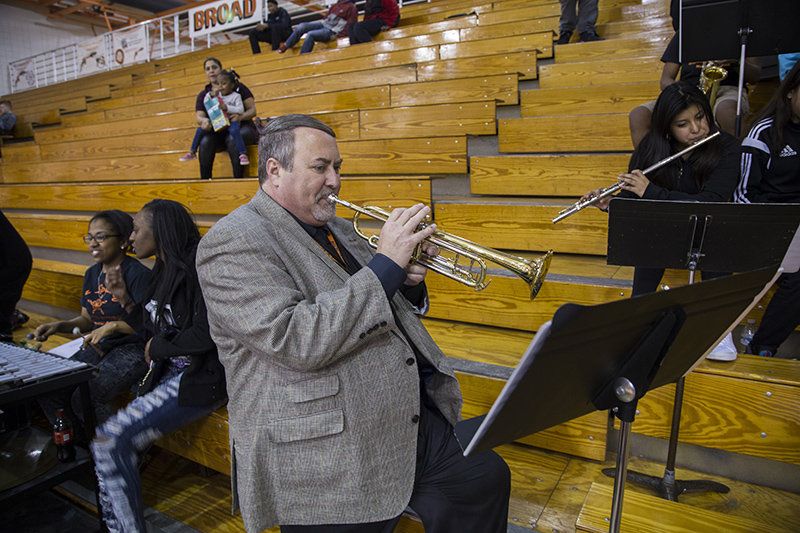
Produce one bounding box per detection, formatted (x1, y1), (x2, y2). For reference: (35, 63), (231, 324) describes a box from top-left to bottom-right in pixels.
(34, 210), (151, 442)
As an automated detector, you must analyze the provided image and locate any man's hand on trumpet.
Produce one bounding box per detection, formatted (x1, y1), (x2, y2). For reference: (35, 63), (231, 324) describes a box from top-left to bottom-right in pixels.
(376, 203), (436, 285)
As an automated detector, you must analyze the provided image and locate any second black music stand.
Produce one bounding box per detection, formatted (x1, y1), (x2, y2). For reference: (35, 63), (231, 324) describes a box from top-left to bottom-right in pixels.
(454, 266), (780, 533)
(603, 198), (800, 500)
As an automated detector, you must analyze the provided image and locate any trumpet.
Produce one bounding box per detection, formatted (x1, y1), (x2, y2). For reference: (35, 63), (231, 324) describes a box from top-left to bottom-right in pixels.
(552, 131), (721, 223)
(328, 195), (553, 300)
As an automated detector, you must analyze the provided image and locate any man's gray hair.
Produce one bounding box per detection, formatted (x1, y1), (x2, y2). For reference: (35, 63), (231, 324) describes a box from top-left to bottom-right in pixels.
(257, 114), (336, 185)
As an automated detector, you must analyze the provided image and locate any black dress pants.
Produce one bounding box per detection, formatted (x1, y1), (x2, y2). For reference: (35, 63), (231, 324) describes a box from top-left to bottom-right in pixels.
(281, 403), (511, 533)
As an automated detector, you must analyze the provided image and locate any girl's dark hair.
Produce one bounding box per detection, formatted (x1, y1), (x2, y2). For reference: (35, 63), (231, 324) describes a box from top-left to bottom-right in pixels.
(139, 199), (201, 332)
(743, 60), (800, 152)
(218, 69), (236, 85)
(89, 209), (134, 243)
(630, 81), (723, 189)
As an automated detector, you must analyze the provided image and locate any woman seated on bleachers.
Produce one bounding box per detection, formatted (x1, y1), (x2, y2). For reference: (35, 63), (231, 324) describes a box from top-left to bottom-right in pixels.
(35, 209), (151, 439)
(182, 57), (258, 179)
(92, 199), (226, 533)
(582, 81), (741, 296)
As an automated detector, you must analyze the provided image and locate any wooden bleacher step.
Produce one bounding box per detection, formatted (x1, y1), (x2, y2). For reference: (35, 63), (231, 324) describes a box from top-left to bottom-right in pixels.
(577, 482), (794, 532)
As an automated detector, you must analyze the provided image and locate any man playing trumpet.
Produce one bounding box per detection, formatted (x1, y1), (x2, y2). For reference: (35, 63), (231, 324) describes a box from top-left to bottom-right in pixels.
(196, 114), (510, 533)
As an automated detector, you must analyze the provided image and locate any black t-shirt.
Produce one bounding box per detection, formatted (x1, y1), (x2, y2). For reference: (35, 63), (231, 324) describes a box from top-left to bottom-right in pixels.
(661, 33), (741, 89)
(81, 255), (151, 329)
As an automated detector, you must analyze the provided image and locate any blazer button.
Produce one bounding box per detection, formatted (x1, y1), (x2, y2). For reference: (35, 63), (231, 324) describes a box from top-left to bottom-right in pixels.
(411, 414), (420, 424)
(380, 321), (387, 327)
(359, 332), (366, 339)
(406, 357), (415, 366)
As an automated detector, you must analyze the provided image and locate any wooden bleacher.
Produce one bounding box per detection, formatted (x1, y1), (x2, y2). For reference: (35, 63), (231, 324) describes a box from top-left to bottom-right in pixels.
(4, 0), (800, 531)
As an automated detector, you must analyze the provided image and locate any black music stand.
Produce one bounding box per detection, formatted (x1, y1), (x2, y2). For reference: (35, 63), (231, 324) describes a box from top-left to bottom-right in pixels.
(602, 198), (800, 501)
(454, 266), (780, 533)
(682, 0), (800, 136)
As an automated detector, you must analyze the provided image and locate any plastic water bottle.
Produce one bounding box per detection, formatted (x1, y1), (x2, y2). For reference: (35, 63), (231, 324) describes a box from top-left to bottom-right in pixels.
(739, 319), (757, 353)
(53, 409), (76, 462)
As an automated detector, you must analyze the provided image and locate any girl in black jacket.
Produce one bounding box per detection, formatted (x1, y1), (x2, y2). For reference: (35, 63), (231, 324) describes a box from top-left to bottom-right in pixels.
(585, 82), (741, 295)
(91, 199), (226, 533)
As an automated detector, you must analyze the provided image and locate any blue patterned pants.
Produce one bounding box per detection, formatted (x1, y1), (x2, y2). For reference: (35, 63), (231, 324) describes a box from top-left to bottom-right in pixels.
(91, 367), (219, 532)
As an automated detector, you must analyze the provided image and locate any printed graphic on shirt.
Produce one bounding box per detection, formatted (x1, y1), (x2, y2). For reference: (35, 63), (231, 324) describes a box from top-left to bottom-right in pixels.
(779, 145), (797, 158)
(85, 275), (122, 327)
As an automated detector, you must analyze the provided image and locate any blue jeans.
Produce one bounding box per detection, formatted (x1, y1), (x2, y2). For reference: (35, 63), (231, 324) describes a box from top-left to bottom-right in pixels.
(191, 121), (247, 155)
(92, 367), (222, 533)
(285, 22), (335, 54)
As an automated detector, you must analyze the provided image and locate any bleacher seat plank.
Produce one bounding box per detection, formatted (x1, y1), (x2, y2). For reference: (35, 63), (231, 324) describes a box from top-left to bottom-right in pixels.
(377, 15), (478, 40)
(499, 114), (631, 152)
(262, 86), (391, 116)
(595, 17), (673, 41)
(155, 409), (232, 475)
(2, 143), (41, 164)
(440, 32), (553, 61)
(398, 0), (488, 18)
(61, 110), (107, 127)
(110, 80), (163, 98)
(338, 137), (467, 175)
(576, 482), (789, 533)
(418, 51), (537, 81)
(34, 113), (191, 145)
(459, 19), (554, 42)
(477, 3), (561, 26)
(628, 370), (800, 466)
(399, 3), (493, 26)
(23, 259), (85, 312)
(0, 150), (249, 183)
(539, 57), (663, 89)
(359, 101), (495, 140)
(457, 371), (608, 461)
(470, 154), (631, 197)
(250, 64), (417, 101)
(434, 199), (610, 255)
(424, 273), (629, 331)
(554, 35), (671, 64)
(391, 74), (519, 107)
(521, 82), (660, 118)
(39, 129), (191, 161)
(102, 95), (196, 122)
(1, 177), (430, 218)
(248, 48), (439, 87)
(6, 214), (89, 251)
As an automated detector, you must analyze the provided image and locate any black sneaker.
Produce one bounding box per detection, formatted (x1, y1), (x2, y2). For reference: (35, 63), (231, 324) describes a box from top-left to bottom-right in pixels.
(579, 31), (604, 42)
(556, 32), (573, 45)
(10, 309), (29, 330)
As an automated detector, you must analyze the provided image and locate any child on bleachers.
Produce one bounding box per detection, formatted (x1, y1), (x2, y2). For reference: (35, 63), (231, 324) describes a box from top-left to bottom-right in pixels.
(180, 70), (249, 165)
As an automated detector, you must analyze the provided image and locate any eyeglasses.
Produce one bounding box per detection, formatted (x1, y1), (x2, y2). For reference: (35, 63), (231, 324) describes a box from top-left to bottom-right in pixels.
(83, 233), (120, 244)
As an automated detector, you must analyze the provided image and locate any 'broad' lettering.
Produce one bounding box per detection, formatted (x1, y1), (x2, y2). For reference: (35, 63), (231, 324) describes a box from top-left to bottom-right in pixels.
(193, 0), (257, 33)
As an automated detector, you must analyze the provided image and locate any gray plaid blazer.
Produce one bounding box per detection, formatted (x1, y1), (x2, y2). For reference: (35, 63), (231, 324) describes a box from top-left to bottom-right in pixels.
(196, 188), (463, 532)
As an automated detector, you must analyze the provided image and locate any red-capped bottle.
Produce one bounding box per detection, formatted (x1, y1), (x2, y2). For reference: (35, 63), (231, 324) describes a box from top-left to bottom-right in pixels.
(53, 408), (76, 462)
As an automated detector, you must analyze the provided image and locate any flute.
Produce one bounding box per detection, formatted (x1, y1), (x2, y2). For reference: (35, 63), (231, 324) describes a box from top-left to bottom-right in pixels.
(552, 131), (721, 223)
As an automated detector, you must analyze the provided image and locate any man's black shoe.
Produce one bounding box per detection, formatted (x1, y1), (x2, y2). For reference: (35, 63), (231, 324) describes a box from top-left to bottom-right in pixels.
(579, 31), (604, 42)
(556, 32), (573, 45)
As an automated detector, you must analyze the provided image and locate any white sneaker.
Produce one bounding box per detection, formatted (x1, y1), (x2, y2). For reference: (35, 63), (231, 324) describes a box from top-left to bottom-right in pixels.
(707, 332), (737, 361)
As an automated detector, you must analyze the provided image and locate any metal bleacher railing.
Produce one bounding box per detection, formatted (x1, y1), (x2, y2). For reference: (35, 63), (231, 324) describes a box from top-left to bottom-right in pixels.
(6, 0), (424, 94)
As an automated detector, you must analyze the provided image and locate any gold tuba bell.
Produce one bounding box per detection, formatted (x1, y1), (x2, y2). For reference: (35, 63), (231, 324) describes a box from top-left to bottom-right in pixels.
(328, 195), (553, 300)
(699, 61), (728, 109)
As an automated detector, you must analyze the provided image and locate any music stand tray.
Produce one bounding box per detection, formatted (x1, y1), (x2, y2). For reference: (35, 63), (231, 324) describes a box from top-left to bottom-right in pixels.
(454, 266), (780, 532)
